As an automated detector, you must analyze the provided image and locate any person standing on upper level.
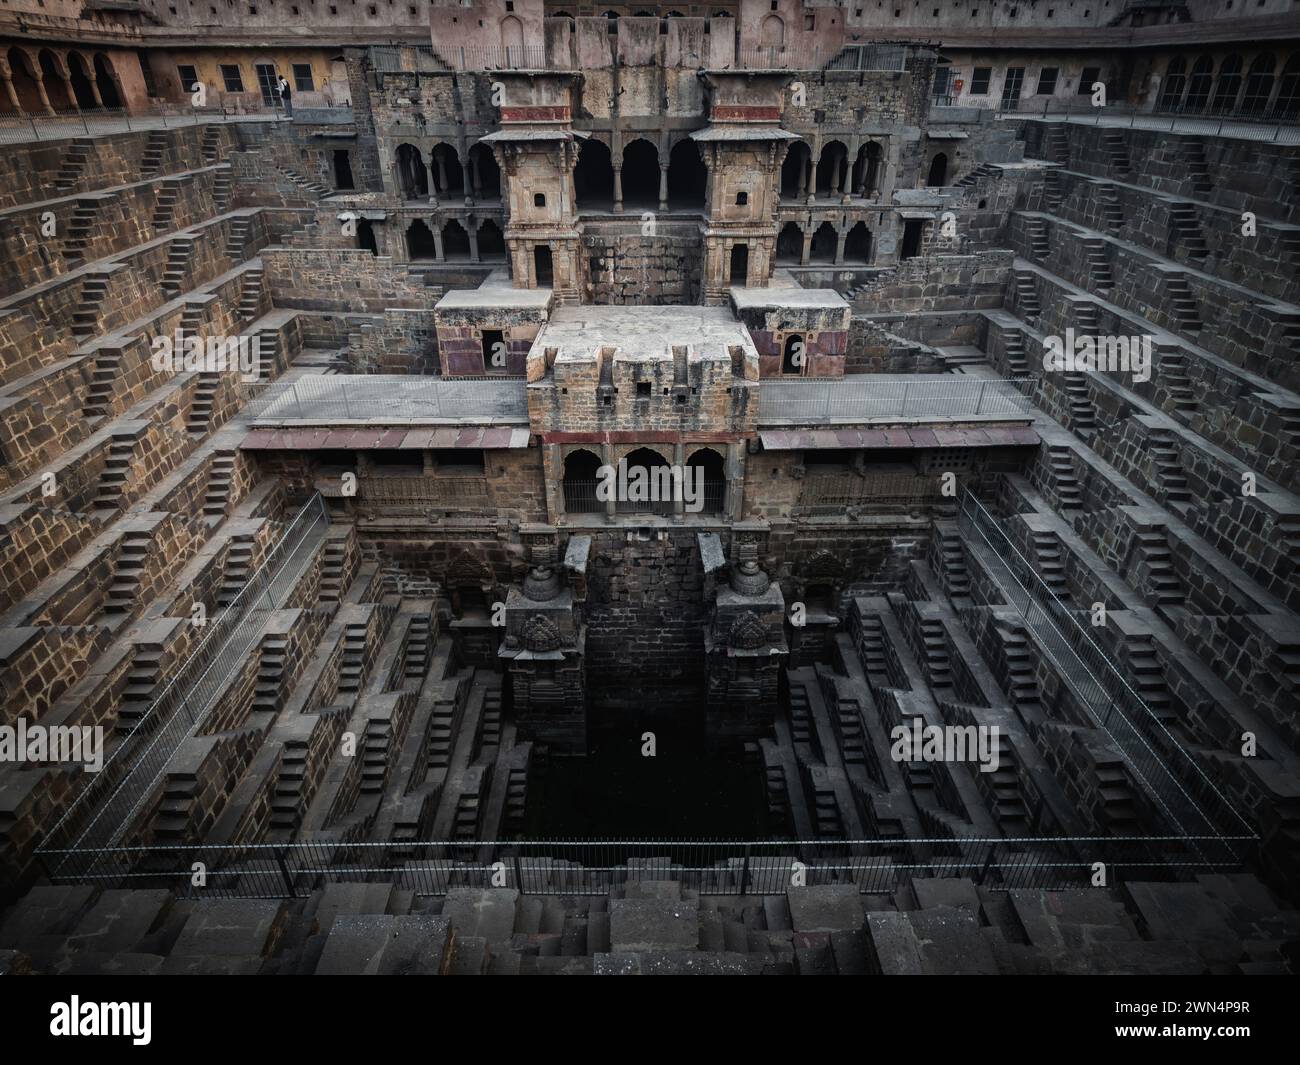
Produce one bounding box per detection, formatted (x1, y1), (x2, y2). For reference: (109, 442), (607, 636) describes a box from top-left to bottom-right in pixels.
(277, 73), (292, 120)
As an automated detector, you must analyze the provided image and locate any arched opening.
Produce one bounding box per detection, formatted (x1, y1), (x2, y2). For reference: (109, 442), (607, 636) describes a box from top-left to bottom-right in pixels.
(357, 218), (377, 255)
(395, 144), (428, 200)
(92, 54), (122, 109)
(469, 143), (501, 200)
(500, 15), (525, 64)
(1184, 56), (1214, 112)
(1240, 54), (1276, 114)
(853, 141), (883, 197)
(686, 447), (726, 515)
(430, 143), (463, 197)
(441, 219), (471, 260)
(38, 50), (72, 112)
(816, 140), (849, 197)
(780, 141), (811, 199)
(782, 334), (805, 375)
(6, 50), (43, 114)
(534, 244), (554, 286)
(333, 149), (355, 190)
(563, 449), (603, 514)
(477, 218), (505, 260)
(810, 221), (837, 263)
(622, 139), (659, 208)
(1276, 55), (1300, 118)
(926, 152), (948, 187)
(844, 221), (871, 264)
(728, 243), (748, 285)
(1158, 56), (1187, 110)
(1209, 54), (1243, 114)
(574, 137), (614, 209)
(67, 53), (98, 110)
(618, 447), (673, 515)
(760, 13), (784, 49)
(776, 222), (803, 264)
(406, 219), (436, 260)
(667, 138), (707, 208)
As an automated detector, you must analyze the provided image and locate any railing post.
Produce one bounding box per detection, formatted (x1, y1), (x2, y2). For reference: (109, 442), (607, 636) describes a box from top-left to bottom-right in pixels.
(276, 848), (297, 897)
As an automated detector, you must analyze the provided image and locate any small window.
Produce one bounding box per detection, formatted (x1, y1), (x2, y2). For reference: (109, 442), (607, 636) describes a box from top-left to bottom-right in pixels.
(292, 64), (314, 92)
(1036, 67), (1059, 95)
(636, 381), (652, 397)
(220, 64), (245, 93)
(433, 449), (485, 473)
(970, 67), (991, 94)
(735, 191), (748, 205)
(1078, 67), (1100, 94)
(177, 64), (199, 91)
(534, 192), (546, 207)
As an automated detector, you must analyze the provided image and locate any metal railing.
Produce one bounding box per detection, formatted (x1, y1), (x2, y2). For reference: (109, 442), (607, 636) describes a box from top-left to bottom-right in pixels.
(997, 97), (1300, 144)
(758, 377), (1035, 424)
(562, 479), (725, 517)
(39, 494), (330, 877)
(0, 103), (281, 145)
(957, 490), (1254, 846)
(35, 834), (1248, 900)
(245, 374), (529, 423)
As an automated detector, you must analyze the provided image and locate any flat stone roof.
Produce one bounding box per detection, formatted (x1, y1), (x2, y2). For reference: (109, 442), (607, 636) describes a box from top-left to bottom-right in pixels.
(435, 287), (554, 311)
(729, 284), (849, 311)
(532, 305), (758, 363)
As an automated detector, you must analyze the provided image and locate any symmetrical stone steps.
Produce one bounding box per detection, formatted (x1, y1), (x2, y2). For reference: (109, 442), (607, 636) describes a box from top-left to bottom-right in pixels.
(202, 452), (238, 521)
(151, 181), (181, 232)
(63, 200), (99, 267)
(1130, 528), (1185, 607)
(93, 434), (136, 511)
(70, 273), (110, 337)
(160, 235), (195, 297)
(186, 373), (222, 436)
(1168, 200), (1209, 261)
(1046, 445), (1083, 510)
(140, 131), (167, 178)
(216, 537), (255, 608)
(54, 138), (93, 191)
(103, 530), (151, 616)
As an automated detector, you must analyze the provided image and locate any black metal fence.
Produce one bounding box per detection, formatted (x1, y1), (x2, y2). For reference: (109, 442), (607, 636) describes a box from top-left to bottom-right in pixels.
(35, 834), (1253, 900)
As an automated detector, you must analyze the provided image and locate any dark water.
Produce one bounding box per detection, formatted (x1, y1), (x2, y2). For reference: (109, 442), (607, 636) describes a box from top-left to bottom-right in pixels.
(524, 726), (766, 839)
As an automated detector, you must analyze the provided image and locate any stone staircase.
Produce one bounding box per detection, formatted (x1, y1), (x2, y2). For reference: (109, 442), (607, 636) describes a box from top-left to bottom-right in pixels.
(82, 348), (122, 419)
(1082, 236), (1114, 290)
(1148, 431), (1192, 504)
(1164, 272), (1203, 332)
(186, 373), (222, 435)
(1028, 530), (1070, 597)
(237, 266), (264, 322)
(117, 643), (164, 734)
(1046, 445), (1083, 510)
(1026, 216), (1049, 260)
(71, 272), (111, 338)
(151, 181), (181, 232)
(1131, 527), (1184, 607)
(1013, 269), (1040, 317)
(140, 130), (167, 178)
(1168, 201), (1209, 262)
(92, 434), (136, 511)
(202, 452), (238, 521)
(216, 537), (255, 607)
(54, 138), (93, 191)
(1182, 138), (1213, 196)
(103, 530), (151, 616)
(1158, 349), (1199, 414)
(1102, 130), (1132, 174)
(63, 199), (99, 266)
(160, 235), (195, 297)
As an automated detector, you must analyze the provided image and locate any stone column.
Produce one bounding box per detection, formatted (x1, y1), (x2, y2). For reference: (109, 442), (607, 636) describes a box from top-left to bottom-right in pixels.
(601, 443), (617, 522)
(673, 440), (685, 523)
(435, 152), (450, 194)
(426, 162), (438, 205)
(797, 153), (808, 199)
(0, 64), (22, 117)
(33, 71), (56, 116)
(725, 441), (746, 520)
(461, 159), (473, 205)
(658, 166), (669, 211)
(433, 228), (445, 262)
(470, 153), (482, 198)
(612, 166), (623, 214)
(806, 158), (818, 205)
(834, 226), (846, 265)
(468, 223), (480, 263)
(800, 229), (812, 266)
(88, 76), (105, 109)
